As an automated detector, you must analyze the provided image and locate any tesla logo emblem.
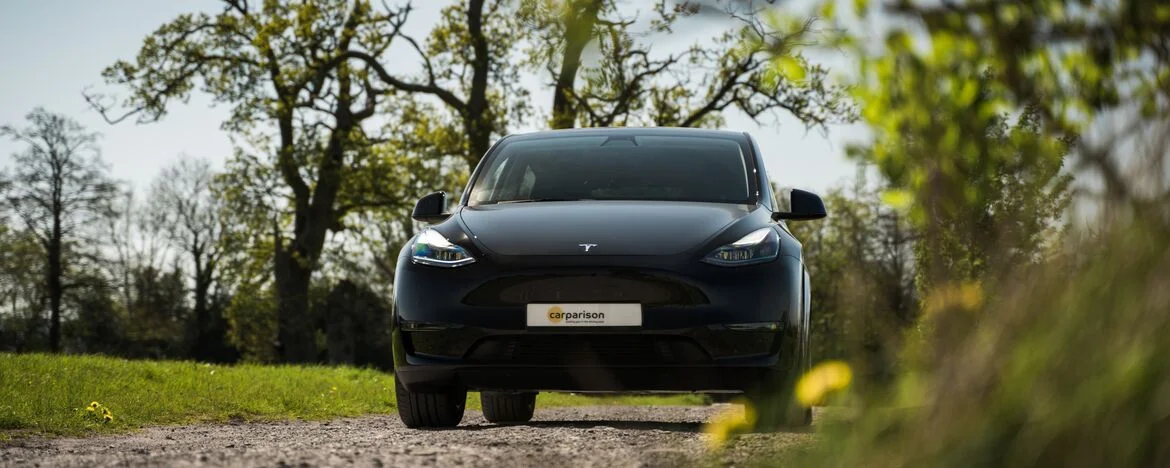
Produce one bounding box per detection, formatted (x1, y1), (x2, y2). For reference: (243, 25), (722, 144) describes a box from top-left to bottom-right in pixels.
(578, 243), (598, 252)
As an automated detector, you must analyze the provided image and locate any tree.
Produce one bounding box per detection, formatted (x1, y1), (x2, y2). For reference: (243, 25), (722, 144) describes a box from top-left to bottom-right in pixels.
(846, 47), (1074, 290)
(347, 0), (532, 168)
(324, 0), (535, 291)
(0, 225), (48, 351)
(103, 189), (168, 325)
(524, 0), (856, 129)
(810, 0), (1170, 287)
(326, 114), (468, 295)
(0, 109), (118, 352)
(522, 0), (604, 129)
(319, 279), (392, 369)
(120, 264), (189, 358)
(147, 155), (229, 360)
(62, 270), (124, 355)
(91, 0), (411, 362)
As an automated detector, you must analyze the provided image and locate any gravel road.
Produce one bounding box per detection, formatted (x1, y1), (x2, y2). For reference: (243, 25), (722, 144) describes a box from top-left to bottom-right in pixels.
(1, 405), (816, 467)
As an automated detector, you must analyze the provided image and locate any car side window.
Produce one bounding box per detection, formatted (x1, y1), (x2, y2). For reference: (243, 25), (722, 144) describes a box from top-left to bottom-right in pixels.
(474, 156), (511, 203)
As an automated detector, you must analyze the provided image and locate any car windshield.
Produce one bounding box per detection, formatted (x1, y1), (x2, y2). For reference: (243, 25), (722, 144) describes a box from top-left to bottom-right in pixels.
(468, 134), (753, 205)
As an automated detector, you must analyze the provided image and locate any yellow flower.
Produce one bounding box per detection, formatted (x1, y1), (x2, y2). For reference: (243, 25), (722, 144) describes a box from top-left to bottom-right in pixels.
(702, 399), (756, 450)
(88, 401), (100, 410)
(795, 361), (853, 407)
(923, 281), (984, 315)
(103, 414), (114, 423)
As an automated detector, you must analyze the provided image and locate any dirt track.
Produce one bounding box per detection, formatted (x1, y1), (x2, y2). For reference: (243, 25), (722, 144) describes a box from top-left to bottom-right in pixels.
(1, 405), (815, 467)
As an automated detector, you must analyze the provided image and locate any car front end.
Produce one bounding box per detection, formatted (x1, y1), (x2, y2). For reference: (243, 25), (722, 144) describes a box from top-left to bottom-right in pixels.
(391, 206), (806, 395)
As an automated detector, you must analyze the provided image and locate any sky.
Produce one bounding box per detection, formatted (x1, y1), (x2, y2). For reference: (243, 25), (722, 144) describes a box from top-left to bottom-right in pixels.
(0, 0), (870, 198)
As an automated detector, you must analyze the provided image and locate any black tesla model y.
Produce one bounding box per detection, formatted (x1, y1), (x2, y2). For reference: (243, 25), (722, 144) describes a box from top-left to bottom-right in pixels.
(392, 127), (826, 428)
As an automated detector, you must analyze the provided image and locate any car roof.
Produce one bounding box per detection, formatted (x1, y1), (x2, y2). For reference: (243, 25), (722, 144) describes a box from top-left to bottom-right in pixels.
(502, 126), (751, 142)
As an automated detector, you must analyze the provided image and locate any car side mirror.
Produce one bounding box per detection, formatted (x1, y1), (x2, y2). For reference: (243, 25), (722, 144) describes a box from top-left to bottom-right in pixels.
(772, 189), (827, 221)
(412, 191), (451, 224)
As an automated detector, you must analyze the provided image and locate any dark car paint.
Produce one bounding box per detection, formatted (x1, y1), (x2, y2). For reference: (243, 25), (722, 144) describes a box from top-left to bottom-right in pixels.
(392, 127), (812, 394)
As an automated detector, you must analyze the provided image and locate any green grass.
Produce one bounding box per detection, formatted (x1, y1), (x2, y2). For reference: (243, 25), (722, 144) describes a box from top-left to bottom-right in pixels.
(0, 353), (397, 437)
(0, 353), (702, 439)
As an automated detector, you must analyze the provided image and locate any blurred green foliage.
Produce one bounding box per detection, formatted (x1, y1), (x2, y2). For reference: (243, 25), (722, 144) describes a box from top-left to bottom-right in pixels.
(801, 221), (1170, 467)
(847, 30), (1074, 289)
(764, 0), (1170, 466)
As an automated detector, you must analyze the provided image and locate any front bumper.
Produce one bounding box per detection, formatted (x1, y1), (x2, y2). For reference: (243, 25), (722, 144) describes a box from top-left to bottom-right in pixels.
(394, 359), (787, 393)
(391, 253), (805, 393)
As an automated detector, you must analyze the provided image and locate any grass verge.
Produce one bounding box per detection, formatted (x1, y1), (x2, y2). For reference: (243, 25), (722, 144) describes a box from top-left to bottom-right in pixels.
(0, 353), (702, 439)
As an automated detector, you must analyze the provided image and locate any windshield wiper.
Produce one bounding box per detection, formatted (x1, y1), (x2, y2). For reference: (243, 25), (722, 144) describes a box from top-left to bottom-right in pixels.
(492, 198), (587, 204)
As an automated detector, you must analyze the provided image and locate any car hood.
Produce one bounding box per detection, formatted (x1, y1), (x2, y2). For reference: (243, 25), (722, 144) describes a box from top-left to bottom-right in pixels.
(458, 200), (753, 256)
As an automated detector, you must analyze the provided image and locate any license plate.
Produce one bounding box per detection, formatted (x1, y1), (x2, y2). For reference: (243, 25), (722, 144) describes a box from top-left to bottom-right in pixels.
(526, 303), (642, 327)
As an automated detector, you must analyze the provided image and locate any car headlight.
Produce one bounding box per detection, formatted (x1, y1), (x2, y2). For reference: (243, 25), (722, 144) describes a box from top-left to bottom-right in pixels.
(411, 228), (476, 267)
(701, 227), (780, 266)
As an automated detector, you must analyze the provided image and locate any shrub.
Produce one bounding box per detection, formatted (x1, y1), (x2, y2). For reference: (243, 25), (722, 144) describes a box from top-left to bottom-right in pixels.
(805, 222), (1170, 467)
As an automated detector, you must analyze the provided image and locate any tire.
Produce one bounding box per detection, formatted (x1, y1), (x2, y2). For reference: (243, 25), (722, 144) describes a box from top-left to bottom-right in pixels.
(706, 393), (738, 404)
(751, 276), (813, 430)
(395, 376), (467, 428)
(747, 386), (812, 430)
(480, 391), (537, 424)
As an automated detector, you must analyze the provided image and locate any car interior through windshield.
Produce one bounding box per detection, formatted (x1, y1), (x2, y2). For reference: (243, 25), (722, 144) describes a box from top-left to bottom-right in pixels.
(469, 135), (752, 205)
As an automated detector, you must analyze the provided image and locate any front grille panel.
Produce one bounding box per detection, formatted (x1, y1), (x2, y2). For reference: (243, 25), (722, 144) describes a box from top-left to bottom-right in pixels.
(462, 274), (708, 307)
(465, 334), (711, 365)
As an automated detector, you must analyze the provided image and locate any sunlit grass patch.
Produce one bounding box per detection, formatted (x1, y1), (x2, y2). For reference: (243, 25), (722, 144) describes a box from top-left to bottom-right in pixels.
(0, 353), (704, 439)
(0, 353), (398, 438)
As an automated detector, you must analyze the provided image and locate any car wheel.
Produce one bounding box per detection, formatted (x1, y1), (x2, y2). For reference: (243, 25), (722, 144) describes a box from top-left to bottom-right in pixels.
(395, 376), (467, 428)
(746, 383), (812, 430)
(706, 393), (738, 404)
(751, 282), (813, 430)
(480, 391), (537, 424)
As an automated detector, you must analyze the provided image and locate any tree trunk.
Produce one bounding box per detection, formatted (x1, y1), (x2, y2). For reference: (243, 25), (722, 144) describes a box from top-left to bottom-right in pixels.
(265, 26), (371, 363)
(325, 280), (358, 366)
(191, 255), (213, 360)
(268, 94), (321, 364)
(550, 0), (603, 130)
(272, 94), (352, 363)
(464, 0), (494, 168)
(275, 246), (317, 363)
(46, 236), (62, 353)
(46, 208), (63, 352)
